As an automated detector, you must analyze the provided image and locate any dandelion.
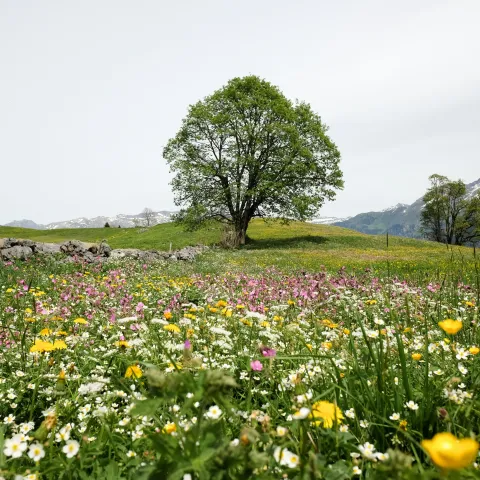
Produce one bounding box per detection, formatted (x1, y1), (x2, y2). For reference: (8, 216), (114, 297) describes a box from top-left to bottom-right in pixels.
(53, 340), (67, 350)
(125, 365), (143, 379)
(74, 318), (88, 324)
(309, 401), (343, 428)
(422, 432), (479, 470)
(30, 339), (55, 353)
(438, 319), (462, 335)
(62, 439), (80, 458)
(164, 324), (181, 333)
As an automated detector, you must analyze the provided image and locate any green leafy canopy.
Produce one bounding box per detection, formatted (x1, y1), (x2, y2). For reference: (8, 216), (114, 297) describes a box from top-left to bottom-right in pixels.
(163, 75), (343, 243)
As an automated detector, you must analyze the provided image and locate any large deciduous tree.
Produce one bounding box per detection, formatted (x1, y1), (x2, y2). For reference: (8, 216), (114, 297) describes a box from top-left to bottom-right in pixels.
(420, 174), (480, 245)
(163, 76), (343, 245)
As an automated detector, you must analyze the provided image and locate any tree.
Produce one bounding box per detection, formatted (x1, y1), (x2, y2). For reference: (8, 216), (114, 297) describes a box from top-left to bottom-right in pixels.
(163, 76), (343, 245)
(420, 174), (480, 245)
(456, 193), (480, 245)
(104, 222), (111, 228)
(142, 208), (156, 227)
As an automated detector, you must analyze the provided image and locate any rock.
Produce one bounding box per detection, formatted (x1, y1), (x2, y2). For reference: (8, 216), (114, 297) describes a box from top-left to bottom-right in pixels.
(99, 241), (111, 257)
(176, 247), (198, 261)
(110, 249), (141, 260)
(33, 243), (61, 254)
(60, 240), (88, 255)
(0, 237), (206, 264)
(1, 245), (33, 260)
(87, 244), (98, 254)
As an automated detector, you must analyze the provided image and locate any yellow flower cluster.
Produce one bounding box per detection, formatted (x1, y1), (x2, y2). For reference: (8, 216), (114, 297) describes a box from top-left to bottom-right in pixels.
(30, 339), (67, 353)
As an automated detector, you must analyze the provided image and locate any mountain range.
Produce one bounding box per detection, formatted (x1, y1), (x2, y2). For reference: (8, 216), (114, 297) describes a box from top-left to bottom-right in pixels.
(4, 211), (175, 230)
(4, 178), (480, 237)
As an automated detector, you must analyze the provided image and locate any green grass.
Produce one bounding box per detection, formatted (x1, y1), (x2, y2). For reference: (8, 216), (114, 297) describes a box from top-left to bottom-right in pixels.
(1, 220), (477, 280)
(0, 223), (222, 250)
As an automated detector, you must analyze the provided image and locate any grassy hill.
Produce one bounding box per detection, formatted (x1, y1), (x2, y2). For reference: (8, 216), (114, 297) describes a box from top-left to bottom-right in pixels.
(1, 220), (477, 280)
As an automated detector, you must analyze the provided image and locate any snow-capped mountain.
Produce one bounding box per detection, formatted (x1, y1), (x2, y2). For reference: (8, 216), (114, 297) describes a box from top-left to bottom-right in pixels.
(310, 216), (348, 225)
(4, 211), (176, 230)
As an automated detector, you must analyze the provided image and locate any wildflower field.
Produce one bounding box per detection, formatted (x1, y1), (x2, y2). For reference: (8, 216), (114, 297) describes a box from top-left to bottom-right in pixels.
(1, 225), (480, 479)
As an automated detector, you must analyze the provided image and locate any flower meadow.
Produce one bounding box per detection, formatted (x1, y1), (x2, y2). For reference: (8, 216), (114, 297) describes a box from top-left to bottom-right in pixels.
(1, 256), (480, 479)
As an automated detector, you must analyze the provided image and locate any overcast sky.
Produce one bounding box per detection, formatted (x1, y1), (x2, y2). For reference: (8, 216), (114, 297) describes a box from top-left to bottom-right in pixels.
(1, 0), (479, 225)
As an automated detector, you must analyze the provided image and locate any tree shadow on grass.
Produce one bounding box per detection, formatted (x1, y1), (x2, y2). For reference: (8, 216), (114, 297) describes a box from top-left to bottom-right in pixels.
(243, 235), (329, 250)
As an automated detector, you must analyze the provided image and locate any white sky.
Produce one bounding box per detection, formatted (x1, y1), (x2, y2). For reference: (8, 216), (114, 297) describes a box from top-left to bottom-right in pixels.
(1, 0), (479, 225)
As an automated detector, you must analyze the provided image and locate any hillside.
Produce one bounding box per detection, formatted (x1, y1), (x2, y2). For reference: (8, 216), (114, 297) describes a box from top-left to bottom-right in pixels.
(1, 220), (476, 278)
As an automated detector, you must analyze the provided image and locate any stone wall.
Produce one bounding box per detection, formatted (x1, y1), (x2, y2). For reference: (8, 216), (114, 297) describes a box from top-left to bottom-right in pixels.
(0, 238), (206, 263)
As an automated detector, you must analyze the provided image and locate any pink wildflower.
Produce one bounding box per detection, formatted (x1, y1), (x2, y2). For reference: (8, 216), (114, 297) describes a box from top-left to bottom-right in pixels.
(250, 360), (263, 371)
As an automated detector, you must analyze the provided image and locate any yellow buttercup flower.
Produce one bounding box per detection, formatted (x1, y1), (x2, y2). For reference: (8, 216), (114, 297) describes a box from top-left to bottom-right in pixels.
(163, 422), (177, 434)
(163, 311), (172, 320)
(411, 353), (422, 361)
(469, 346), (480, 355)
(422, 432), (479, 470)
(309, 401), (344, 428)
(438, 319), (463, 335)
(125, 365), (143, 379)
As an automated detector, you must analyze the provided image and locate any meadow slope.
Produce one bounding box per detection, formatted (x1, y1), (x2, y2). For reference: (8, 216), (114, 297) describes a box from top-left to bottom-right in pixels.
(0, 220), (477, 280)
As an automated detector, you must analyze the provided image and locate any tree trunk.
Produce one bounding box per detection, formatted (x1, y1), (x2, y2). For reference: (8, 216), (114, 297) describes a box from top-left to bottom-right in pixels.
(235, 228), (246, 246)
(234, 215), (250, 246)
